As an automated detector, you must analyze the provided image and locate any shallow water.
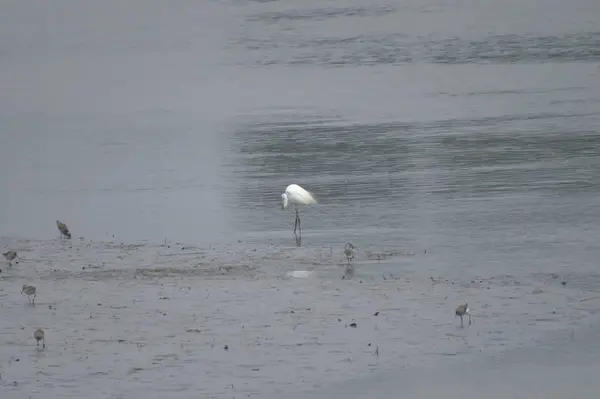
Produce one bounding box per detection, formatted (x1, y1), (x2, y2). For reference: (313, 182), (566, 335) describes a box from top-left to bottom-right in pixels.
(1, 0), (600, 397)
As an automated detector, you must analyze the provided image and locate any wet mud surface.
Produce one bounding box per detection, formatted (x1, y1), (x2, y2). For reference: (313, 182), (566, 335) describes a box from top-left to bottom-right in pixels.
(2, 236), (599, 398)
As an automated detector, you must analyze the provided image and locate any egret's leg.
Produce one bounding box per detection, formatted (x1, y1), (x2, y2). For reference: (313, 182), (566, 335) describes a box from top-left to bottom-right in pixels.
(294, 209), (301, 236)
(293, 214), (298, 234)
(468, 312), (472, 325)
(460, 315), (463, 328)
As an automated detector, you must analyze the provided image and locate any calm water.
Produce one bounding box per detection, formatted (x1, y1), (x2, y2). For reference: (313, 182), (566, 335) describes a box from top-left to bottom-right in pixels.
(1, 0), (600, 397)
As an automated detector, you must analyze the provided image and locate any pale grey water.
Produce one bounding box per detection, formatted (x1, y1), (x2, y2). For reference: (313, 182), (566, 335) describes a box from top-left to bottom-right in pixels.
(1, 0), (600, 398)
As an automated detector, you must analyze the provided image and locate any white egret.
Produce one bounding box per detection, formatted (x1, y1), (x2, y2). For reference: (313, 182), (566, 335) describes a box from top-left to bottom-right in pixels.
(281, 184), (318, 242)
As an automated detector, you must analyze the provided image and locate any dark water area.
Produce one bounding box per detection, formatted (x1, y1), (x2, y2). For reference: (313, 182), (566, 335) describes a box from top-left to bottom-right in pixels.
(1, 0), (600, 397)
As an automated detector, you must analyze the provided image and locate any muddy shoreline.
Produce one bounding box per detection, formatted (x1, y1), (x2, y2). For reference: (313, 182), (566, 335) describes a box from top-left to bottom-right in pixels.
(2, 236), (599, 398)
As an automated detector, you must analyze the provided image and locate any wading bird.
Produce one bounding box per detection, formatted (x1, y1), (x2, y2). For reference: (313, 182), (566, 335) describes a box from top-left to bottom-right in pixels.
(3, 250), (17, 266)
(281, 184), (317, 245)
(21, 284), (36, 304)
(34, 328), (45, 348)
(455, 302), (472, 327)
(56, 220), (71, 239)
(344, 242), (356, 266)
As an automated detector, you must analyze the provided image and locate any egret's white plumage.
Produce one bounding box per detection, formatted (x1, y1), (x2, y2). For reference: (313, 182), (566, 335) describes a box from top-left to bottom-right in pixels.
(281, 184), (317, 210)
(281, 184), (317, 242)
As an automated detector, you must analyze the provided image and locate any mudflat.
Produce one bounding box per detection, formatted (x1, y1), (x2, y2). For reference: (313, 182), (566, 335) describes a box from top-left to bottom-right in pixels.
(1, 237), (598, 398)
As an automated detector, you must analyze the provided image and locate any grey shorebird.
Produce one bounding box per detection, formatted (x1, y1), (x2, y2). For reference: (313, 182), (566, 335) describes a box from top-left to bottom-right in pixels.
(341, 243), (358, 280)
(21, 284), (36, 304)
(344, 242), (357, 266)
(34, 328), (45, 348)
(455, 302), (472, 327)
(3, 250), (17, 266)
(56, 220), (71, 239)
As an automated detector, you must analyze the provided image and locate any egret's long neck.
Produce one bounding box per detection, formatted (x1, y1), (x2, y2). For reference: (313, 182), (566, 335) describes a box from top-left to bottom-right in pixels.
(281, 193), (289, 210)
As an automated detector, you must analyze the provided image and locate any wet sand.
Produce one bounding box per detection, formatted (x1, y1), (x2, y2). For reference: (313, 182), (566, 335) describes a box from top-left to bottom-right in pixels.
(294, 315), (600, 399)
(1, 236), (599, 398)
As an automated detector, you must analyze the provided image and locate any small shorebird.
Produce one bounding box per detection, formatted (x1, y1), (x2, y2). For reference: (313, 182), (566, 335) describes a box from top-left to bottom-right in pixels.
(34, 328), (45, 348)
(3, 250), (17, 266)
(21, 284), (37, 304)
(56, 220), (71, 239)
(344, 242), (356, 266)
(455, 302), (472, 327)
